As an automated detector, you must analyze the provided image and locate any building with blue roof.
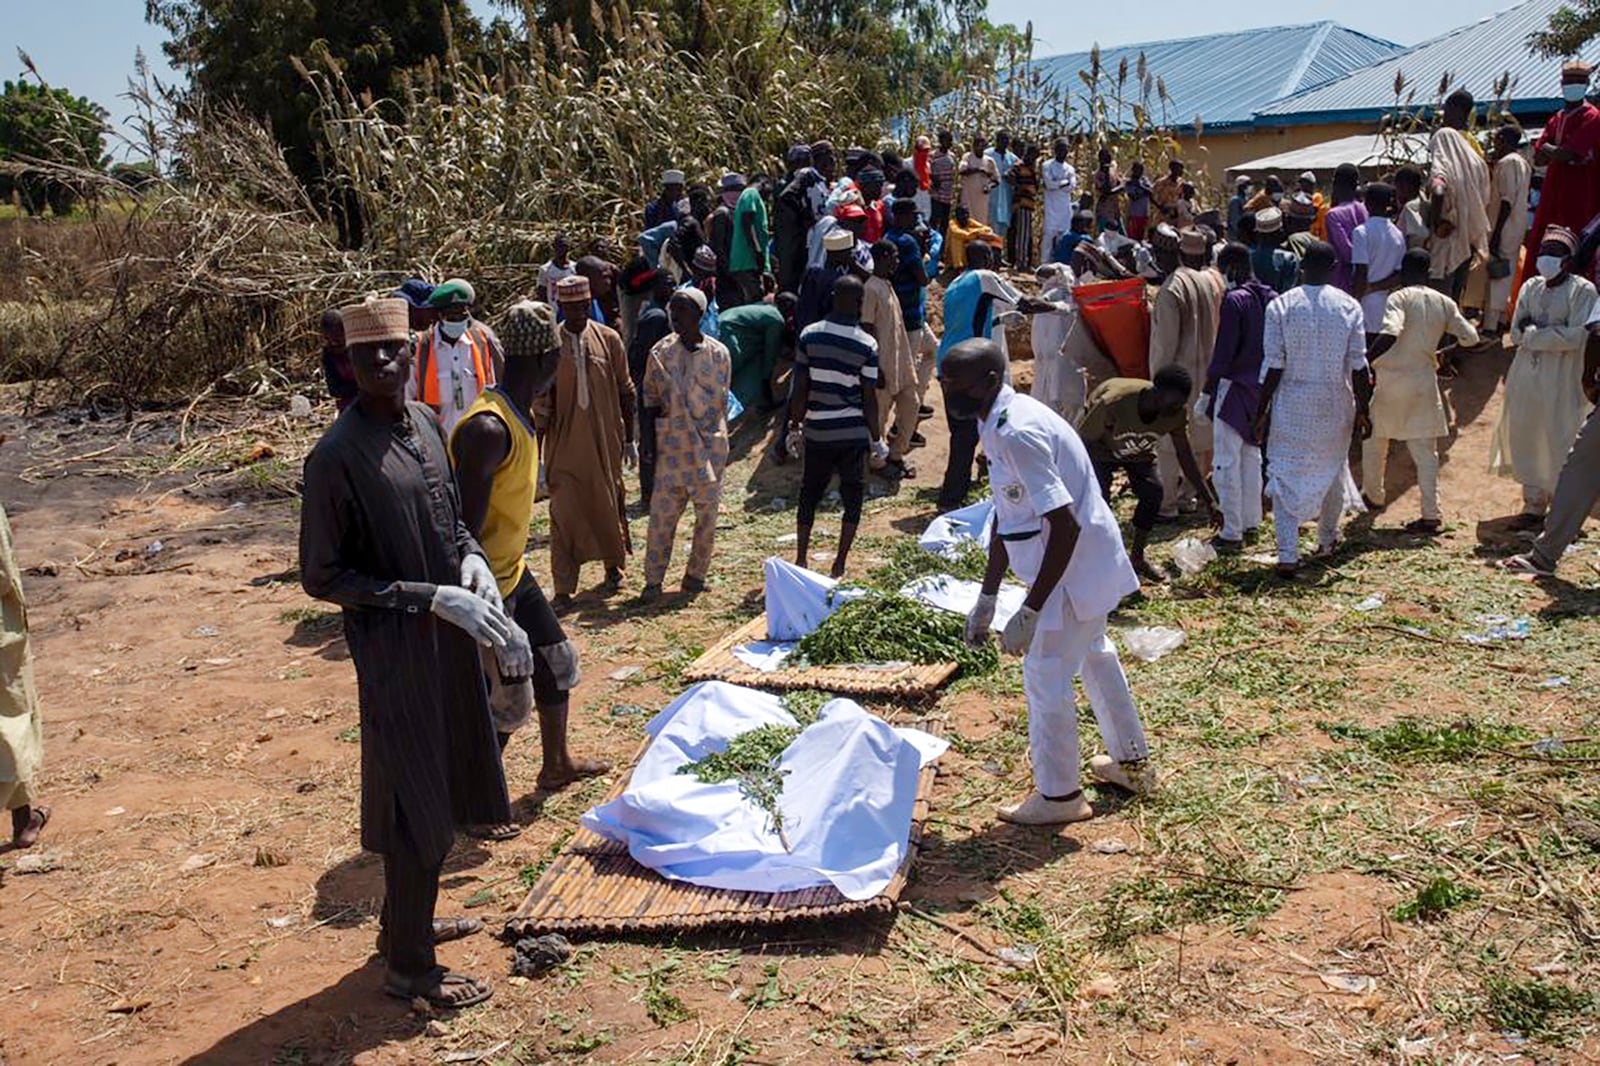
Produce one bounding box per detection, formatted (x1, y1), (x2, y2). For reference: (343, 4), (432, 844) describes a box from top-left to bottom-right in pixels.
(1254, 0), (1600, 130)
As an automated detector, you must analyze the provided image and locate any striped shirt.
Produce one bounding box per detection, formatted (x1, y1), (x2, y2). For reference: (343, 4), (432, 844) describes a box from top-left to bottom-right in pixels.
(797, 317), (879, 444)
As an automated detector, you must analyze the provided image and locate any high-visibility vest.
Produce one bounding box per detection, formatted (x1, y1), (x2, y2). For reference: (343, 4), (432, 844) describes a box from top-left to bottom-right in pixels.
(412, 325), (495, 408)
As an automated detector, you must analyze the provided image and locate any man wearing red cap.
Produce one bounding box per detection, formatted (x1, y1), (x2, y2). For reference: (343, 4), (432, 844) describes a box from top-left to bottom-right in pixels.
(1527, 62), (1600, 279)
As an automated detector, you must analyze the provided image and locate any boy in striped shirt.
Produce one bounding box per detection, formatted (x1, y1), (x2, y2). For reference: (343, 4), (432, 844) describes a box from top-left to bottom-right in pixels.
(786, 275), (880, 577)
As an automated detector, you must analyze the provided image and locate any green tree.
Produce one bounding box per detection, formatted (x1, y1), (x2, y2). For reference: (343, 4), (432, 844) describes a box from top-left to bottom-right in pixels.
(1529, 1), (1600, 57)
(0, 78), (108, 216)
(145, 0), (483, 185)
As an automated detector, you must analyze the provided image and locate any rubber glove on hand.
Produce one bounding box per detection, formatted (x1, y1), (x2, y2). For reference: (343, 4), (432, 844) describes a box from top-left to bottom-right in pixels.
(431, 585), (511, 648)
(999, 605), (1041, 656)
(870, 438), (891, 463)
(624, 441), (639, 469)
(496, 621), (536, 679)
(785, 425), (805, 458)
(460, 553), (502, 611)
(965, 593), (997, 646)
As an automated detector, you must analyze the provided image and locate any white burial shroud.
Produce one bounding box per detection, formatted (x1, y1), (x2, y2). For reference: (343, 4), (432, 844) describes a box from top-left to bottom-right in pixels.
(581, 681), (948, 900)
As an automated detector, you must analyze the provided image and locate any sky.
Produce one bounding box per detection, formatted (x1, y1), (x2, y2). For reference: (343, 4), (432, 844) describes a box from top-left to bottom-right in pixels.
(6, 0), (1529, 153)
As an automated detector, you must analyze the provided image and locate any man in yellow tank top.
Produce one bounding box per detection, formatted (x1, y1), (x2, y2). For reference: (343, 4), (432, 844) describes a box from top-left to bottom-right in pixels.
(450, 301), (609, 808)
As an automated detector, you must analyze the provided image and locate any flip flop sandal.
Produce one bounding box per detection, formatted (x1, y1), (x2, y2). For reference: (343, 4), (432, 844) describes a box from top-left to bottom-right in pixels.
(376, 916), (484, 957)
(1496, 554), (1554, 577)
(384, 967), (492, 1010)
(465, 823), (523, 841)
(13, 805), (50, 849)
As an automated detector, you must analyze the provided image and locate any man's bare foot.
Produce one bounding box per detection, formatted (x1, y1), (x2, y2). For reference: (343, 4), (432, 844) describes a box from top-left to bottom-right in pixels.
(1132, 556), (1163, 584)
(537, 757), (611, 792)
(384, 967), (492, 1009)
(11, 804), (50, 849)
(830, 558), (847, 579)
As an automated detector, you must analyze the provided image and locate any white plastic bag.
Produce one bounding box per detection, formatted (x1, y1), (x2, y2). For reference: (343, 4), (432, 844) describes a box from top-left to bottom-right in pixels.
(1119, 625), (1186, 662)
(1170, 537), (1217, 577)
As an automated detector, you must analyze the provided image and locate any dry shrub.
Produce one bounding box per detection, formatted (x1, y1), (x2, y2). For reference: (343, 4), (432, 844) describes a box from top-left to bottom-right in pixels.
(0, 11), (880, 409)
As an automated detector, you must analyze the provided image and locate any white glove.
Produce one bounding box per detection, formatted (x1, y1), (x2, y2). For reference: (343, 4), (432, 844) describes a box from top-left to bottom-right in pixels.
(995, 310), (1025, 328)
(785, 425), (805, 458)
(871, 439), (890, 462)
(460, 553), (502, 611)
(999, 605), (1041, 656)
(431, 585), (511, 648)
(495, 622), (536, 679)
(624, 441), (639, 469)
(965, 593), (997, 646)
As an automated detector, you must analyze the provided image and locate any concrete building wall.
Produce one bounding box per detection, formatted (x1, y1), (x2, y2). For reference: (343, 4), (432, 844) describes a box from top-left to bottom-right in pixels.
(1176, 122), (1378, 185)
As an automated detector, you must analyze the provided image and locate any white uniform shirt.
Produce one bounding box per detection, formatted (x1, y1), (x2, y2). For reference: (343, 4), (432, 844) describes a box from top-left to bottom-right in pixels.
(1041, 158), (1078, 235)
(979, 386), (1138, 625)
(427, 329), (488, 435)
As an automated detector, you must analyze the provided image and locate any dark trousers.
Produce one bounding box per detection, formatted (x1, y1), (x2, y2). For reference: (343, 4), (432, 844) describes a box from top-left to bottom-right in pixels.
(725, 270), (763, 309)
(380, 805), (442, 979)
(930, 200), (951, 241)
(939, 411), (980, 510)
(637, 395), (659, 504)
(798, 439), (867, 524)
(1093, 458), (1163, 531)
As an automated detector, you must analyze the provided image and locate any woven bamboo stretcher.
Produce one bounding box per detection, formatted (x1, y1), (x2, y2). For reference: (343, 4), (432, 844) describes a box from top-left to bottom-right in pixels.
(505, 742), (938, 937)
(678, 614), (959, 697)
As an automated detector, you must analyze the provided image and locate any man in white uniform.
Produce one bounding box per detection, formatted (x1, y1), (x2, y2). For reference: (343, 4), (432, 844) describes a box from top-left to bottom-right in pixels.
(1364, 250), (1479, 532)
(1029, 262), (1084, 421)
(944, 338), (1156, 827)
(409, 278), (505, 435)
(1040, 138), (1078, 267)
(1255, 242), (1371, 577)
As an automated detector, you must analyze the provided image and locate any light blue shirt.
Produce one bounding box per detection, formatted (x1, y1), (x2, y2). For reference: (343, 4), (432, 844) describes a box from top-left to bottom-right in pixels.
(986, 148), (1019, 227)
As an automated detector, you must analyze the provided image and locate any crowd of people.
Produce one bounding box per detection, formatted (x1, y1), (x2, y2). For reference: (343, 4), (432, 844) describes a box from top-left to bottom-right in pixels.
(275, 56), (1600, 1010)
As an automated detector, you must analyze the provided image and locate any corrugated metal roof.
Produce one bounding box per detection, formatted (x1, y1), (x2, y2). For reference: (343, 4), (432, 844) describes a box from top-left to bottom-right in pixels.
(1256, 0), (1600, 123)
(1020, 22), (1402, 131)
(1224, 133), (1430, 175)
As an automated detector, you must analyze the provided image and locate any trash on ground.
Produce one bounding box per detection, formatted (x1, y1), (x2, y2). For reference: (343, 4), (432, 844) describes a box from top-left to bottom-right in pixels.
(1460, 615), (1530, 645)
(1352, 594), (1385, 612)
(1170, 537), (1216, 576)
(1120, 626), (1186, 662)
(609, 703), (648, 718)
(13, 850), (64, 874)
(1319, 972), (1376, 994)
(179, 853), (217, 873)
(1536, 676), (1570, 689)
(511, 933), (574, 977)
(288, 395), (314, 419)
(1090, 839), (1130, 854)
(1532, 737), (1567, 756)
(995, 945), (1037, 970)
(608, 665), (642, 681)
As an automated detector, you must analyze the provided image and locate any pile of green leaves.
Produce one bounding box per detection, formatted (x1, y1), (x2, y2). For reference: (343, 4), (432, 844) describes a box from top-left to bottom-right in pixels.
(1393, 875), (1480, 922)
(679, 724), (800, 850)
(868, 538), (989, 591)
(797, 592), (998, 676)
(1318, 717), (1528, 762)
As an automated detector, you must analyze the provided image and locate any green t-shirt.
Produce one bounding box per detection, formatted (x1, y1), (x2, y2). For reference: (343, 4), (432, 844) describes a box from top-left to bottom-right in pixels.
(720, 303), (786, 408)
(1075, 378), (1187, 464)
(729, 186), (769, 274)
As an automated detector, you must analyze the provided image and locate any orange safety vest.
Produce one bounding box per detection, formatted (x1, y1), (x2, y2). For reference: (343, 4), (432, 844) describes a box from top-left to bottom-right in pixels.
(412, 325), (496, 408)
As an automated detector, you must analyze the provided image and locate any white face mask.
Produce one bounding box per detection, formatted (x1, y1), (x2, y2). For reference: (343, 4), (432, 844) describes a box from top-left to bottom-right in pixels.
(1537, 255), (1566, 280)
(1563, 83), (1589, 104)
(439, 317), (470, 341)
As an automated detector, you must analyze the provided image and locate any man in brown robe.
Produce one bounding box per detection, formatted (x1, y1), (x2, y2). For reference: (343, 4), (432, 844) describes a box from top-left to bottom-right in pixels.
(538, 274), (637, 610)
(1148, 225), (1223, 518)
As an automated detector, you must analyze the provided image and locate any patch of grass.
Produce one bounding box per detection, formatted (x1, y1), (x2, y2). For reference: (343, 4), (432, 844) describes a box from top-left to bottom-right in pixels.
(866, 536), (988, 590)
(551, 1030), (613, 1055)
(276, 606), (337, 628)
(518, 828), (575, 887)
(1484, 974), (1594, 1042)
(1318, 717), (1528, 762)
(642, 972), (692, 1027)
(336, 726), (359, 743)
(753, 961), (789, 1009)
(1394, 875), (1480, 922)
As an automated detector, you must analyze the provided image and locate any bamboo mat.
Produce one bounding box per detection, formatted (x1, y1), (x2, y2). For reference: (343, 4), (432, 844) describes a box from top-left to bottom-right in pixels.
(679, 614), (959, 697)
(505, 743), (938, 938)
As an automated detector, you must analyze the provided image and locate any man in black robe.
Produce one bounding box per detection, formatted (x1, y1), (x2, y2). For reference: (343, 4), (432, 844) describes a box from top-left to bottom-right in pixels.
(299, 296), (516, 1010)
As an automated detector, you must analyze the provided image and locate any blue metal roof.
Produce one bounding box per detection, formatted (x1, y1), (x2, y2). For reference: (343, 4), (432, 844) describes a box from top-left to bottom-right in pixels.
(1255, 0), (1600, 125)
(1019, 22), (1402, 132)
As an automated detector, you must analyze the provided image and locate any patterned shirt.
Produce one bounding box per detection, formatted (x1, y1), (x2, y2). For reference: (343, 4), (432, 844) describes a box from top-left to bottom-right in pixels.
(797, 317), (879, 444)
(929, 150), (957, 205)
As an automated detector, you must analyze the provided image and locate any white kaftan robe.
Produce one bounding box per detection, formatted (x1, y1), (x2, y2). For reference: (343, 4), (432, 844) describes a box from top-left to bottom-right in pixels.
(1029, 276), (1084, 420)
(1261, 285), (1369, 522)
(1489, 275), (1598, 501)
(1371, 286), (1479, 441)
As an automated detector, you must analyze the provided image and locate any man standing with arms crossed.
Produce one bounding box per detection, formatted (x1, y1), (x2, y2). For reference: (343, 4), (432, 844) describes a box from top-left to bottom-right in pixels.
(944, 338), (1158, 826)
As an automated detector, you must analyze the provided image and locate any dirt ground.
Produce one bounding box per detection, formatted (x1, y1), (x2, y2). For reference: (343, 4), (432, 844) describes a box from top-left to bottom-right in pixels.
(2, 341), (1599, 1065)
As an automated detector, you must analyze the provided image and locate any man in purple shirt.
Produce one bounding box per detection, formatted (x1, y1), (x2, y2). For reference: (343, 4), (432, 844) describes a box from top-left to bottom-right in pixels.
(1323, 163), (1369, 294)
(1202, 243), (1276, 548)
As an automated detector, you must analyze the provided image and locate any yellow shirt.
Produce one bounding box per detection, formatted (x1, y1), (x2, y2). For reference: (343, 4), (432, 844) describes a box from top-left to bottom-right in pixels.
(449, 387), (538, 597)
(944, 218), (999, 268)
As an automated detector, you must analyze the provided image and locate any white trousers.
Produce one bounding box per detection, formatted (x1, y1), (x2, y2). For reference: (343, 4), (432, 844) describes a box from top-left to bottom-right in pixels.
(1361, 436), (1440, 520)
(1211, 417), (1262, 541)
(1484, 272), (1516, 332)
(1020, 614), (1149, 797)
(1273, 476), (1346, 564)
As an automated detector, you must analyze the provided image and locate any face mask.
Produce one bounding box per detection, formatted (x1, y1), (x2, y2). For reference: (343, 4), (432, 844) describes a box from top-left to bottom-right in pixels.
(439, 318), (470, 342)
(1537, 255), (1566, 279)
(1563, 83), (1589, 103)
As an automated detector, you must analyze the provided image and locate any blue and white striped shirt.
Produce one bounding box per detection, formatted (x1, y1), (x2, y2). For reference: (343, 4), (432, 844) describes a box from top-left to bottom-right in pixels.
(797, 317), (879, 444)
